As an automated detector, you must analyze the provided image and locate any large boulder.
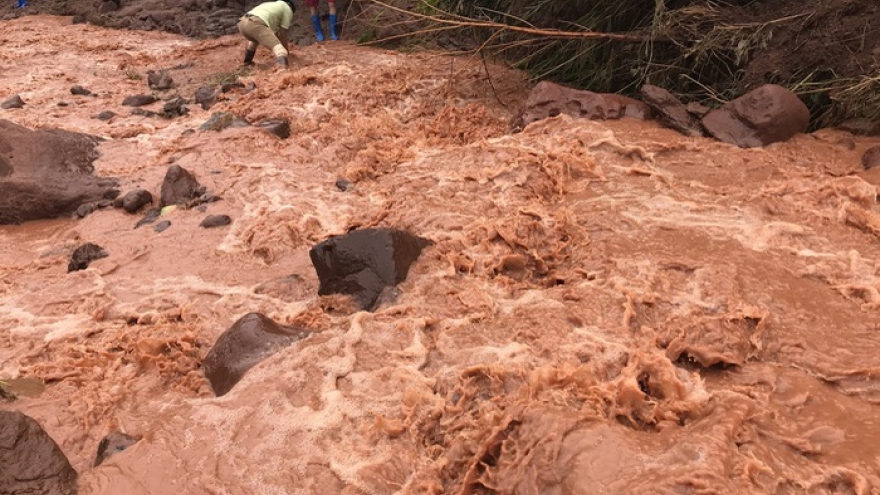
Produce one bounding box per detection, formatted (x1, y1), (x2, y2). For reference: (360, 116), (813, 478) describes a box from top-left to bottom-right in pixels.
(511, 81), (651, 131)
(202, 313), (312, 397)
(701, 84), (810, 148)
(0, 119), (118, 224)
(309, 228), (432, 310)
(0, 410), (77, 495)
(159, 165), (203, 207)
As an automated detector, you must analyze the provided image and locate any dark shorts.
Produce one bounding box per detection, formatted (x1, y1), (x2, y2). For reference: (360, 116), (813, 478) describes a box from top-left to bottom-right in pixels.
(305, 0), (334, 6)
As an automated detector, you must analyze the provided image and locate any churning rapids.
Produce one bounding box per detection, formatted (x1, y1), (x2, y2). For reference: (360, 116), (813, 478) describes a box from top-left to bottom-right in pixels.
(2, 15), (880, 495)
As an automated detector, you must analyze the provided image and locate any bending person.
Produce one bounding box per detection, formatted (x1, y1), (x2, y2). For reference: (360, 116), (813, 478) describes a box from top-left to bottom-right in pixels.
(237, 0), (296, 68)
(308, 0), (338, 42)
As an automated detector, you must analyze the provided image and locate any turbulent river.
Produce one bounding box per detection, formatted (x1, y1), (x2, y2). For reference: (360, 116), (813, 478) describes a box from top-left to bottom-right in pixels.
(2, 15), (880, 495)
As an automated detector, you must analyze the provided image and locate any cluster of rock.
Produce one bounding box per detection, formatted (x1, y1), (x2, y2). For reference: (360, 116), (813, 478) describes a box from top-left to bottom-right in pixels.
(514, 81), (819, 148)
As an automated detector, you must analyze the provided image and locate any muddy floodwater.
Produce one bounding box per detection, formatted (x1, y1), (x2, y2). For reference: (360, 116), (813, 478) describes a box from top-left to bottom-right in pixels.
(2, 15), (880, 495)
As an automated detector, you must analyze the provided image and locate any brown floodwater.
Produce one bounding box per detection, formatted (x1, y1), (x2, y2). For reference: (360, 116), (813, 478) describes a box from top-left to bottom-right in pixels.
(2, 15), (880, 495)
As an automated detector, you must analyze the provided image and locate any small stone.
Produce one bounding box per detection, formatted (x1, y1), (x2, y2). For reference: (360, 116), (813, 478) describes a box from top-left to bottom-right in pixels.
(1, 94), (25, 109)
(94, 432), (140, 467)
(640, 85), (704, 137)
(194, 85), (216, 110)
(70, 85), (92, 95)
(118, 189), (153, 213)
(161, 96), (188, 118)
(221, 81), (245, 92)
(154, 220), (171, 232)
(134, 208), (160, 228)
(200, 214), (232, 228)
(335, 177), (351, 191)
(57, 101), (69, 107)
(685, 101), (711, 118)
(68, 243), (108, 272)
(200, 112), (250, 131)
(76, 203), (97, 218)
(103, 188), (121, 200)
(147, 70), (174, 91)
(94, 110), (116, 121)
(122, 94), (158, 107)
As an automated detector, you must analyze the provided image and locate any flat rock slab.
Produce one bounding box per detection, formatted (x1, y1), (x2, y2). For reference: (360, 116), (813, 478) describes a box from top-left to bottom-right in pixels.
(309, 228), (432, 310)
(641, 85), (704, 137)
(0, 119), (118, 224)
(701, 84), (810, 148)
(0, 410), (77, 495)
(512, 81), (651, 131)
(203, 312), (312, 396)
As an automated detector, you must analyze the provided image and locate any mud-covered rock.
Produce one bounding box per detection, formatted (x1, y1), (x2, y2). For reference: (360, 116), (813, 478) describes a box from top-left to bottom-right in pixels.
(68, 242), (108, 272)
(114, 188), (153, 213)
(159, 164), (202, 207)
(640, 85), (704, 137)
(0, 411), (77, 495)
(701, 84), (810, 148)
(1, 94), (25, 109)
(153, 219), (171, 232)
(335, 177), (351, 192)
(161, 96), (188, 118)
(122, 94), (157, 107)
(257, 118), (290, 139)
(200, 111), (250, 131)
(309, 228), (433, 310)
(0, 119), (118, 224)
(135, 208), (160, 228)
(199, 214), (231, 228)
(147, 69), (173, 90)
(511, 81), (650, 131)
(94, 110), (115, 121)
(203, 312), (312, 396)
(862, 146), (880, 170)
(94, 432), (139, 467)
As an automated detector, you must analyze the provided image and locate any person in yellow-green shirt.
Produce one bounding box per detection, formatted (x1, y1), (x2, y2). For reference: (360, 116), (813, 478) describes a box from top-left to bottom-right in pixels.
(237, 0), (296, 68)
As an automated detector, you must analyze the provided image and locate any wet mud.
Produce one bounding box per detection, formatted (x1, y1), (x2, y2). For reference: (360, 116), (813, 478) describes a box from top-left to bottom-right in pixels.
(1, 15), (880, 495)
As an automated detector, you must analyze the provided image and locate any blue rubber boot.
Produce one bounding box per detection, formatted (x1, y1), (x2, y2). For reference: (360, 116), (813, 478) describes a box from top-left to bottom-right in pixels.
(13, 0), (22, 8)
(328, 14), (338, 40)
(19, 0), (27, 7)
(311, 15), (325, 42)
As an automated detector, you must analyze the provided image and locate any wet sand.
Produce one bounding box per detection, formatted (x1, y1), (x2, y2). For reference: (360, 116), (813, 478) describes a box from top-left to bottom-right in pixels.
(2, 15), (880, 495)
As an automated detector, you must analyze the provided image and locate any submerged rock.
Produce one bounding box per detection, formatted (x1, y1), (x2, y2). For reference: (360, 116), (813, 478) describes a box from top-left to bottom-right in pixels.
(134, 208), (160, 228)
(640, 84), (704, 137)
(147, 69), (173, 90)
(153, 220), (171, 232)
(159, 164), (202, 207)
(161, 96), (188, 118)
(511, 81), (650, 131)
(1, 94), (25, 109)
(68, 243), (108, 272)
(862, 146), (880, 170)
(94, 110), (116, 121)
(70, 85), (91, 95)
(94, 432), (140, 467)
(257, 118), (290, 139)
(0, 410), (77, 495)
(194, 85), (216, 110)
(309, 228), (432, 310)
(701, 84), (810, 148)
(203, 312), (312, 396)
(0, 119), (118, 224)
(122, 94), (157, 107)
(200, 112), (250, 131)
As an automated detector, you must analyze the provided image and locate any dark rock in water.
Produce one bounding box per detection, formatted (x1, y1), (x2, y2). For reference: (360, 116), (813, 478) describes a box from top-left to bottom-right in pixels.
(154, 220), (171, 233)
(130, 108), (157, 117)
(203, 312), (311, 396)
(257, 118), (290, 139)
(220, 81), (245, 93)
(1, 94), (25, 109)
(75, 201), (111, 218)
(0, 119), (118, 224)
(200, 112), (250, 131)
(194, 85), (216, 110)
(511, 81), (650, 131)
(135, 208), (160, 228)
(0, 411), (77, 495)
(68, 243), (108, 272)
(701, 84), (810, 148)
(70, 85), (92, 96)
(161, 96), (188, 118)
(200, 214), (231, 228)
(863, 146), (880, 170)
(103, 188), (121, 200)
(147, 70), (173, 91)
(640, 85), (704, 137)
(94, 432), (139, 467)
(115, 189), (153, 213)
(159, 164), (202, 207)
(94, 110), (116, 121)
(122, 94), (157, 107)
(335, 177), (351, 192)
(309, 228), (432, 311)
(57, 101), (70, 107)
(97, 0), (119, 12)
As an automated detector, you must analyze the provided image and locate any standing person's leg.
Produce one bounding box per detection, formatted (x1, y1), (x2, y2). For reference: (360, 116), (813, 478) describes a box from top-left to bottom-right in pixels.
(306, 0), (324, 41)
(239, 17), (288, 67)
(327, 1), (338, 41)
(237, 18), (259, 66)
